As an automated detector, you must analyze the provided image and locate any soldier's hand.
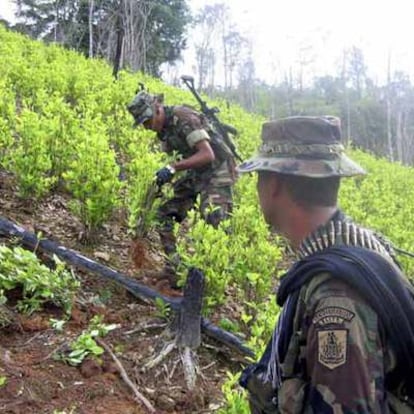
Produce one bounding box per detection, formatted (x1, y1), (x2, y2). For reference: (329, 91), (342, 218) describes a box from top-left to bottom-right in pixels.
(155, 165), (175, 186)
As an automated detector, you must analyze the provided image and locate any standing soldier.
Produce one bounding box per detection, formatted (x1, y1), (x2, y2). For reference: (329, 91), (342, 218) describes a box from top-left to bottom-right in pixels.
(237, 116), (414, 413)
(127, 91), (237, 288)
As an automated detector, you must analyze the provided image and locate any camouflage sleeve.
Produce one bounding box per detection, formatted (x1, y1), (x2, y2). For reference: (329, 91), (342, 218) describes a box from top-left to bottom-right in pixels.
(186, 129), (210, 148)
(173, 107), (210, 148)
(302, 278), (386, 413)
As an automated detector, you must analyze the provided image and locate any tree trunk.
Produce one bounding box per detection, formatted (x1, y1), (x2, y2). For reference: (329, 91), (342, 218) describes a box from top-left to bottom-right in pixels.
(386, 55), (394, 162)
(112, 9), (124, 79)
(88, 0), (94, 58)
(396, 111), (403, 163)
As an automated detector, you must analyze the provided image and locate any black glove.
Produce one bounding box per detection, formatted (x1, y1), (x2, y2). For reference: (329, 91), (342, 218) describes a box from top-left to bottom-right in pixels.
(156, 165), (175, 186)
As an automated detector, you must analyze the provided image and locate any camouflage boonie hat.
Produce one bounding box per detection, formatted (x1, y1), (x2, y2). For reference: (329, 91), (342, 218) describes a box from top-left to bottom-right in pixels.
(127, 91), (156, 126)
(238, 116), (366, 177)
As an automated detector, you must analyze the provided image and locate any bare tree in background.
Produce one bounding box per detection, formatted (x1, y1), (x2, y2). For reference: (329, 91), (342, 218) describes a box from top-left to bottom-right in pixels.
(346, 46), (367, 100)
(386, 53), (394, 162)
(388, 70), (413, 164)
(215, 3), (230, 89)
(296, 41), (316, 92)
(223, 30), (247, 90)
(193, 4), (223, 89)
(92, 0), (154, 74)
(192, 2), (249, 92)
(88, 0), (94, 58)
(122, 0), (154, 71)
(237, 50), (256, 111)
(13, 0), (190, 77)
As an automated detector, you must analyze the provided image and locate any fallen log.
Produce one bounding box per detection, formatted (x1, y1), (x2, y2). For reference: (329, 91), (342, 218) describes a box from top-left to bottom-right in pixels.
(0, 216), (255, 358)
(0, 217), (181, 310)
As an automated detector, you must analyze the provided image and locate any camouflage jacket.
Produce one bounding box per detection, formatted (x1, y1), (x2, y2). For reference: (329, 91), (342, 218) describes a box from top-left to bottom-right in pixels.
(158, 106), (236, 186)
(264, 211), (414, 414)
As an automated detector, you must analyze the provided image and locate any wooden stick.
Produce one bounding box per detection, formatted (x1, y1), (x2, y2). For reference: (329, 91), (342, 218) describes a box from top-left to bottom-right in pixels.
(143, 341), (176, 370)
(96, 338), (156, 413)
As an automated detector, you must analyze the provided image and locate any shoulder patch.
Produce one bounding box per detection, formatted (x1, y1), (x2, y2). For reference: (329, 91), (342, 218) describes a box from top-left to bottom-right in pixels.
(312, 306), (355, 326)
(318, 329), (347, 369)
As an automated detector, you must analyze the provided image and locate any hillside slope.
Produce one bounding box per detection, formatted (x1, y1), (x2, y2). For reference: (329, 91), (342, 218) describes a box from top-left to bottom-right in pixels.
(1, 25), (414, 413)
(0, 169), (243, 414)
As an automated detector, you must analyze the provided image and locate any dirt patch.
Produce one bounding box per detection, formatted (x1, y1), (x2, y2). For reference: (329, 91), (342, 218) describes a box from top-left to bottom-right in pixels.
(0, 171), (244, 413)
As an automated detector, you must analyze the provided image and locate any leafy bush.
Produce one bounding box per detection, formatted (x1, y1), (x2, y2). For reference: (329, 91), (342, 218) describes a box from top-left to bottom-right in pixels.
(0, 244), (79, 315)
(59, 315), (118, 366)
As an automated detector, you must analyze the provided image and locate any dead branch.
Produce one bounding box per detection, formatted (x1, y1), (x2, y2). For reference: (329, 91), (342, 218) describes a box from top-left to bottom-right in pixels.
(143, 341), (176, 370)
(96, 338), (156, 414)
(0, 216), (255, 358)
(124, 321), (167, 335)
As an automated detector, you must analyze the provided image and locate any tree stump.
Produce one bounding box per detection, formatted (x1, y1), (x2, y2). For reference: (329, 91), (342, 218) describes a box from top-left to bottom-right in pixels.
(177, 268), (204, 389)
(0, 216), (254, 358)
(176, 267), (204, 349)
(145, 267), (205, 390)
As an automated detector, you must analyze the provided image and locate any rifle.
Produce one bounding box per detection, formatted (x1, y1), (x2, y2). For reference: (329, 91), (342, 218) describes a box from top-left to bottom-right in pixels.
(180, 75), (243, 163)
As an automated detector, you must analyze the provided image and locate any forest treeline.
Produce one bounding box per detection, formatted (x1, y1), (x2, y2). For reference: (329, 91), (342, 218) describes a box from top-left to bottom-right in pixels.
(2, 1), (414, 165)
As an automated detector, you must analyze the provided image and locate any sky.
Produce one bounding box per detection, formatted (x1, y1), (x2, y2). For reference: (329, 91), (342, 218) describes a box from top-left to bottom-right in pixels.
(1, 0), (414, 85)
(0, 0), (15, 22)
(185, 0), (414, 85)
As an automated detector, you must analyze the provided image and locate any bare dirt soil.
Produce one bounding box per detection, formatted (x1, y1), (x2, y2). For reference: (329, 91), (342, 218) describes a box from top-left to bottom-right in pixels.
(0, 171), (245, 414)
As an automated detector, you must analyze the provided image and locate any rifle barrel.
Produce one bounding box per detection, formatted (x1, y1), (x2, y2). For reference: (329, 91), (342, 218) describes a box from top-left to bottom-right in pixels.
(181, 75), (242, 162)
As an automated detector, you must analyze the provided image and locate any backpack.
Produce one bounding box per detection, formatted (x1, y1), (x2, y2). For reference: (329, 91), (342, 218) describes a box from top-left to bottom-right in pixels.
(177, 105), (236, 163)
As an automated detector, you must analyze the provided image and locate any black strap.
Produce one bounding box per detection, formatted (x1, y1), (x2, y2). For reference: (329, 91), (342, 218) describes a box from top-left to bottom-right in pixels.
(277, 246), (414, 391)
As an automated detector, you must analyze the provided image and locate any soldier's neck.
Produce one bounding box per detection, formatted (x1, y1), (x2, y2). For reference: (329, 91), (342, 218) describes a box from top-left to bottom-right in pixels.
(288, 206), (338, 249)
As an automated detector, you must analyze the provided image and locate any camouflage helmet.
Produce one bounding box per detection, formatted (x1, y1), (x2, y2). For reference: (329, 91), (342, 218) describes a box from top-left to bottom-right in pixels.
(127, 91), (158, 126)
(237, 116), (366, 177)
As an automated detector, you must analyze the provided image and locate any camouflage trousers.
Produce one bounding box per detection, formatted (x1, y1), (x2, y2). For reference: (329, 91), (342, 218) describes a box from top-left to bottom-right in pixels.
(156, 165), (234, 262)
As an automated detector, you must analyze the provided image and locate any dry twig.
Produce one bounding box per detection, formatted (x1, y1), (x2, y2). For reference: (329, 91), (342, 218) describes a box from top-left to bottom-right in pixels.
(96, 338), (156, 413)
(124, 321), (166, 335)
(143, 340), (176, 370)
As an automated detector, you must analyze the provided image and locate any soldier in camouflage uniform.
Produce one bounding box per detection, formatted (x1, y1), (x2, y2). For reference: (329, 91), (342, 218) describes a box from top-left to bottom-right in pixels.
(127, 91), (236, 287)
(237, 116), (414, 413)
